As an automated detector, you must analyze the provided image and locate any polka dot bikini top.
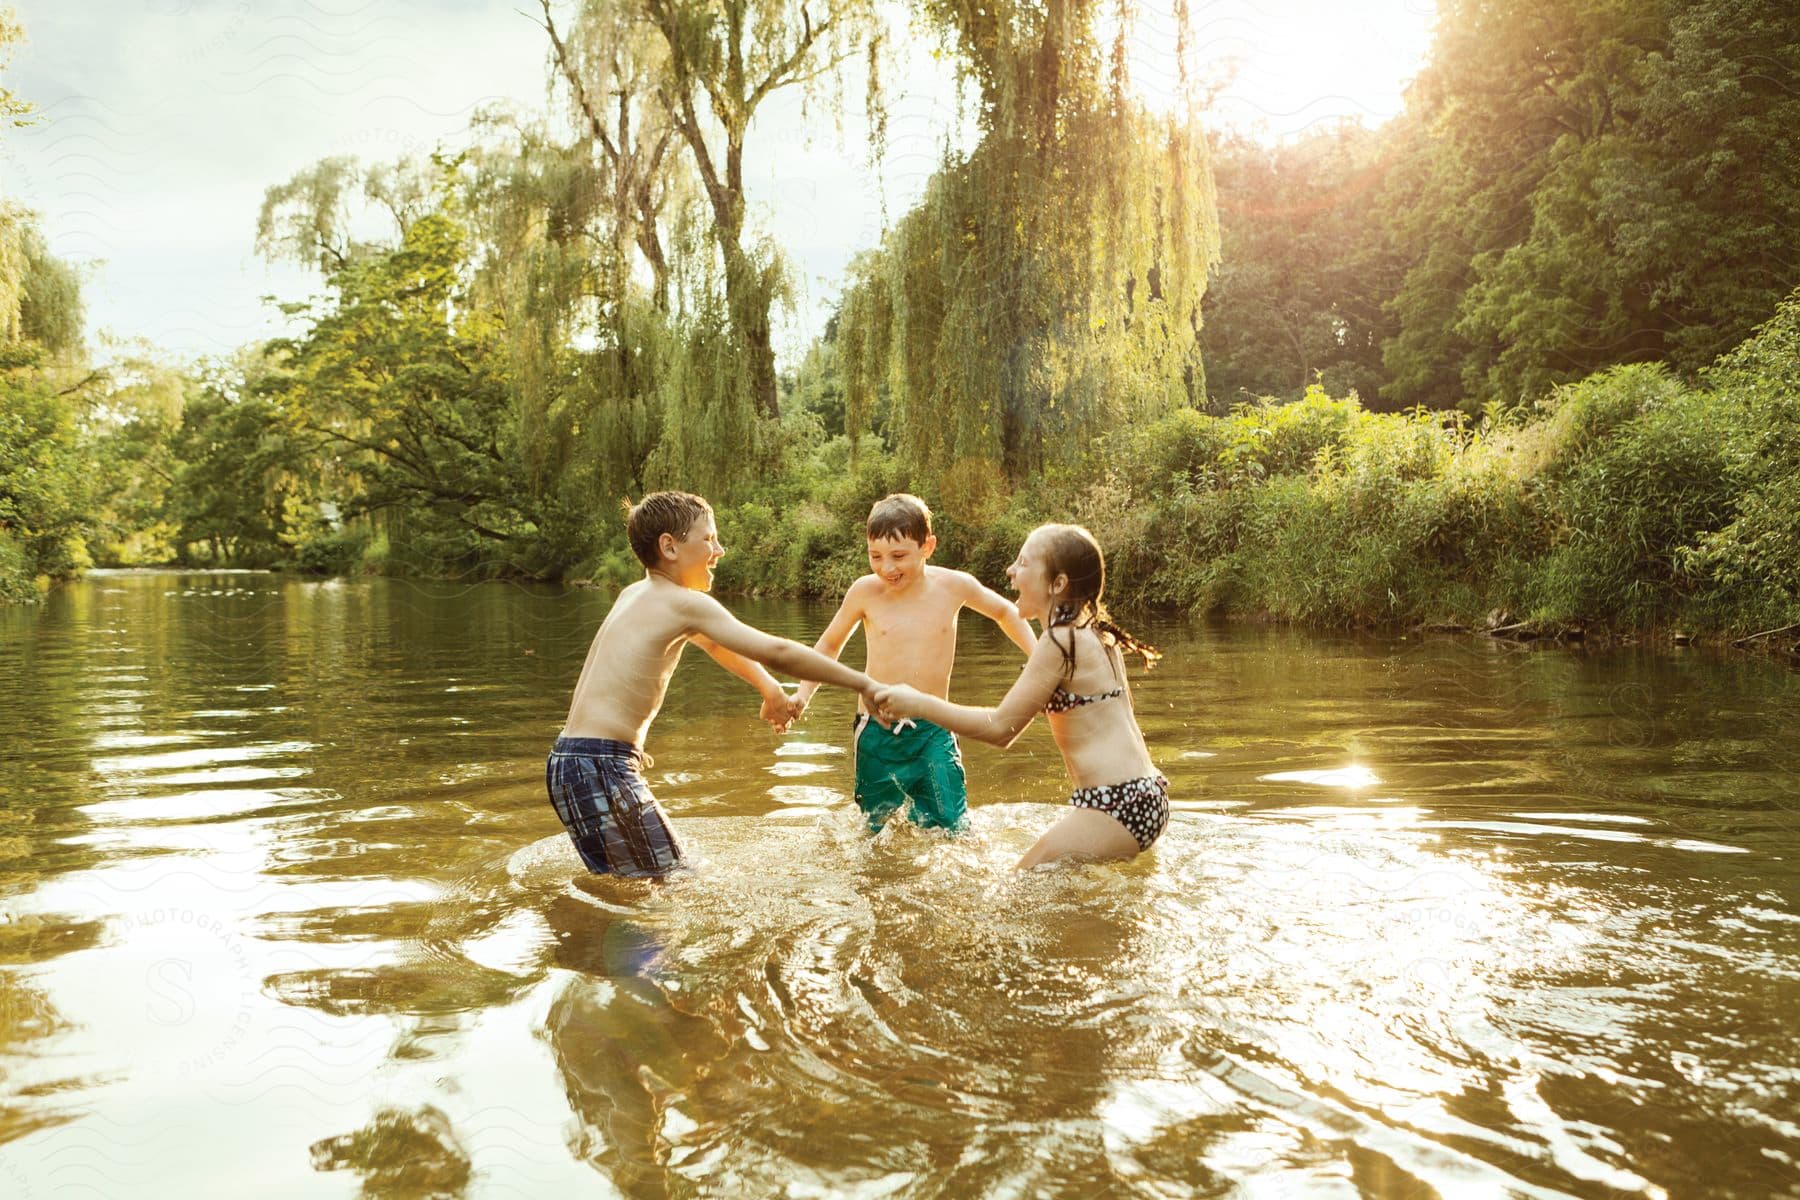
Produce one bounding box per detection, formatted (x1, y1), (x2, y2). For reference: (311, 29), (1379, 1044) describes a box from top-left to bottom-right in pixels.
(1044, 684), (1123, 714)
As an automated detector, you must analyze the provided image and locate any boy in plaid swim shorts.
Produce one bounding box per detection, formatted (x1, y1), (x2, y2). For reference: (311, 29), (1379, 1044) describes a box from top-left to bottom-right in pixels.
(548, 492), (890, 878)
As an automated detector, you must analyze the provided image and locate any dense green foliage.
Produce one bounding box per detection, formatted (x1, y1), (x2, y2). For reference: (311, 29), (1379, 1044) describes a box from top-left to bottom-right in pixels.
(4, 2), (1796, 645)
(1200, 126), (1398, 407)
(0, 195), (96, 600)
(1201, 0), (1800, 413)
(1076, 290), (1800, 634)
(699, 290), (1798, 641)
(838, 0), (1218, 482)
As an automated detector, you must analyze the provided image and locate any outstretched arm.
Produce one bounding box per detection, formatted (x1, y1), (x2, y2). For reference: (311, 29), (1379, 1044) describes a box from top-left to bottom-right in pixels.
(690, 633), (796, 731)
(878, 634), (1063, 747)
(691, 633), (785, 698)
(960, 572), (1037, 656)
(794, 584), (867, 711)
(682, 591), (886, 715)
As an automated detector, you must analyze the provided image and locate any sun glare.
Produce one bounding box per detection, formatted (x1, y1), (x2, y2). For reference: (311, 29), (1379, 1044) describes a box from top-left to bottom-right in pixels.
(1262, 765), (1383, 789)
(1121, 0), (1437, 138)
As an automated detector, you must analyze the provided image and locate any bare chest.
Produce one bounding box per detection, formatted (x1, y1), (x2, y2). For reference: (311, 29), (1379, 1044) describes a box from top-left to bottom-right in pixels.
(863, 596), (960, 648)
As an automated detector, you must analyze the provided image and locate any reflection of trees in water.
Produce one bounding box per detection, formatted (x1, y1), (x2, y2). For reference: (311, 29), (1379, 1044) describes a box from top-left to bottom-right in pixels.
(308, 1104), (472, 1198)
(535, 838), (1166, 1195)
(0, 913), (106, 1144)
(0, 583), (117, 892)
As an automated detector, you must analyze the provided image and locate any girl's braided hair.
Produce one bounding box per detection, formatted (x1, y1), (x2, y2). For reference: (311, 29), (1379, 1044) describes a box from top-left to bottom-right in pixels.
(1035, 524), (1161, 676)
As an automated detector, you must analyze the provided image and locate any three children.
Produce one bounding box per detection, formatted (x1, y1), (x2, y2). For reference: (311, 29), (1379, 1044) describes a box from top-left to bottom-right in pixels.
(545, 492), (1166, 878)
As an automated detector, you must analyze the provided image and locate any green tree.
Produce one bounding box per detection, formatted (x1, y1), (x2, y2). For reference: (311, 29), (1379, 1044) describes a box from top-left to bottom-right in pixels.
(262, 201), (555, 577)
(0, 211), (95, 598)
(837, 0), (1218, 483)
(0, 6), (38, 131)
(0, 372), (91, 598)
(546, 0), (882, 422)
(255, 155), (438, 273)
(462, 112), (671, 531)
(1384, 0), (1800, 409)
(535, 0), (680, 312)
(165, 386), (294, 566)
(1200, 125), (1403, 407)
(84, 348), (189, 565)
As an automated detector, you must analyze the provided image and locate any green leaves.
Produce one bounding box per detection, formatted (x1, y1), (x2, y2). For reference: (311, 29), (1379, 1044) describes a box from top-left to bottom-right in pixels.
(1200, 126), (1402, 409)
(1382, 0), (1800, 409)
(839, 0), (1218, 483)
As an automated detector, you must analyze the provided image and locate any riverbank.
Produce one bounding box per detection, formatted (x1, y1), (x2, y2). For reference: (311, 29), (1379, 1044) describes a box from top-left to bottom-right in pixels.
(13, 294), (1798, 651)
(703, 292), (1800, 653)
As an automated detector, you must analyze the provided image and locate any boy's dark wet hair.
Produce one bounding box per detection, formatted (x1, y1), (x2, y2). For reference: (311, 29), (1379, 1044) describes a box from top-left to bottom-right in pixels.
(867, 493), (933, 545)
(626, 491), (712, 568)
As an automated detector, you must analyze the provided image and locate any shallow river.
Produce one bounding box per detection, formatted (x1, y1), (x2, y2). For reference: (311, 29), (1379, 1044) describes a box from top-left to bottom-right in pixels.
(2, 571), (1798, 1198)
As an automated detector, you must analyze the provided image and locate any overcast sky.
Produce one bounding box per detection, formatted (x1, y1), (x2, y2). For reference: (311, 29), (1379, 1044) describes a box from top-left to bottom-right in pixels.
(2, 0), (1435, 367)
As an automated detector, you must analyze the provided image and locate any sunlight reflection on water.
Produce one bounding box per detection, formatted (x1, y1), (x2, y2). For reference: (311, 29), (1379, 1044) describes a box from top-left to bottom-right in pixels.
(1, 575), (1797, 1196)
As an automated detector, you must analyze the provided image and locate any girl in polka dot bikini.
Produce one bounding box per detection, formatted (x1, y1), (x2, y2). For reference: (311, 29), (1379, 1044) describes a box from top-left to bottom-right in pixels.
(874, 524), (1167, 868)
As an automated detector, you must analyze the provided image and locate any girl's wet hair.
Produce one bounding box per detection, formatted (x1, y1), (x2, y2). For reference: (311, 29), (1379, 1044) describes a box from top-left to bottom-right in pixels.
(1032, 523), (1162, 676)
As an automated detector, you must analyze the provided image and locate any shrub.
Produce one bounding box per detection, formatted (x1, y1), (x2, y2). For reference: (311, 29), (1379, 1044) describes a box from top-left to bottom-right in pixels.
(1529, 370), (1751, 625)
(0, 532), (39, 604)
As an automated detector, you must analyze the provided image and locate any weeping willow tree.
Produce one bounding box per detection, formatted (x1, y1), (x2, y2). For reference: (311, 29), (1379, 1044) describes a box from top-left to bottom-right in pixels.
(463, 111), (670, 553)
(636, 201), (775, 497)
(544, 0), (883, 427)
(839, 0), (1218, 486)
(528, 0), (882, 499)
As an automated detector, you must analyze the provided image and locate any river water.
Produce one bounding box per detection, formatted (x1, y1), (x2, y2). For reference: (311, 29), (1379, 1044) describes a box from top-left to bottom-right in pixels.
(1, 571), (1797, 1198)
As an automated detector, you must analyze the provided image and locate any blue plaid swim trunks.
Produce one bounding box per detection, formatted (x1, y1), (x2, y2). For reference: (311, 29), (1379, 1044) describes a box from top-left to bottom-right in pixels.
(545, 736), (684, 878)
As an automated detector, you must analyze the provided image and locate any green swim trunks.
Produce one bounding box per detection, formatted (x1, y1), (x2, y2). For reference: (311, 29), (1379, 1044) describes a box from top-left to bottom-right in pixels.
(851, 714), (967, 832)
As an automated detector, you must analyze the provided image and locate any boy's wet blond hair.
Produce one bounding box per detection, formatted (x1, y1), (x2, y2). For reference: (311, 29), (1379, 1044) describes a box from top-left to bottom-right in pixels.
(867, 493), (932, 545)
(626, 491), (712, 568)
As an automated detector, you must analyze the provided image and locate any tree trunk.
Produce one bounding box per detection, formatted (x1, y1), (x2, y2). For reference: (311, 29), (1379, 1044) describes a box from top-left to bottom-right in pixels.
(635, 222), (669, 312)
(718, 127), (778, 420)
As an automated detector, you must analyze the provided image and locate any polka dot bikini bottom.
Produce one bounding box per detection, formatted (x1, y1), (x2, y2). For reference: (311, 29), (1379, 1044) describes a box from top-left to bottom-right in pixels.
(1069, 773), (1169, 851)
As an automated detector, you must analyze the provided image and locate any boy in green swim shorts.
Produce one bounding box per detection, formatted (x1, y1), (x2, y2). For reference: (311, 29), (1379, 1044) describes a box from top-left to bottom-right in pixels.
(794, 494), (1038, 830)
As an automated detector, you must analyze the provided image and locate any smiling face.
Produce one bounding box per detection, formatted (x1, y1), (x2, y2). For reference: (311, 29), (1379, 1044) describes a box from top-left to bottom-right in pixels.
(662, 513), (725, 591)
(1005, 530), (1064, 621)
(867, 533), (934, 591)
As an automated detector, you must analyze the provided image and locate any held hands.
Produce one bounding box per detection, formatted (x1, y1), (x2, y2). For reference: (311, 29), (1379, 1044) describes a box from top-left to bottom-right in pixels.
(859, 680), (899, 729)
(871, 682), (928, 721)
(759, 688), (804, 734)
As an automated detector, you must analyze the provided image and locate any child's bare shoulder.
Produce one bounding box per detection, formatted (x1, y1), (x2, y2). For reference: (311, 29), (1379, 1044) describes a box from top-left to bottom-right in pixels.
(625, 579), (714, 634)
(927, 565), (984, 597)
